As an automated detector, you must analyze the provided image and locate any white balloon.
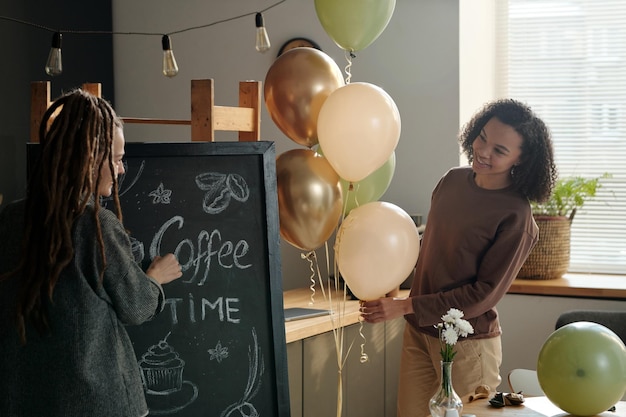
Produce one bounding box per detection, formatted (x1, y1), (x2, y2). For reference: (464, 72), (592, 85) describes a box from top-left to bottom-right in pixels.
(317, 82), (401, 182)
(335, 201), (419, 300)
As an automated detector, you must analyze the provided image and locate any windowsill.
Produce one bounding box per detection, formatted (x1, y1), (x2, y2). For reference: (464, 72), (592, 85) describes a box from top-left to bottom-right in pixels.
(507, 273), (626, 300)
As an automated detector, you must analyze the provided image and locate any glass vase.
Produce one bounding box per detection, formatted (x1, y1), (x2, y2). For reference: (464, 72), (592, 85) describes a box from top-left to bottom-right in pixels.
(428, 361), (463, 417)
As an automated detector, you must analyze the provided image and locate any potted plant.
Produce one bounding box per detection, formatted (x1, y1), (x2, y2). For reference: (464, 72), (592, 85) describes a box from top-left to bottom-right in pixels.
(517, 173), (610, 280)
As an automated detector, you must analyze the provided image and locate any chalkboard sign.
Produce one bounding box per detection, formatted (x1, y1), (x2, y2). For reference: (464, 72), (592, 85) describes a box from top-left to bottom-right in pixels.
(28, 141), (290, 417)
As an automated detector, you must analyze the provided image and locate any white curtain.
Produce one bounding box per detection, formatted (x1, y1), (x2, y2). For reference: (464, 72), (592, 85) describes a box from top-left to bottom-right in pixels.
(495, 0), (626, 274)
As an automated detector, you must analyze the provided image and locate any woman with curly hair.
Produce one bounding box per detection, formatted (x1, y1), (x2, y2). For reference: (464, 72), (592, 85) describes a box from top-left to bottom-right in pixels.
(360, 99), (557, 417)
(0, 89), (182, 416)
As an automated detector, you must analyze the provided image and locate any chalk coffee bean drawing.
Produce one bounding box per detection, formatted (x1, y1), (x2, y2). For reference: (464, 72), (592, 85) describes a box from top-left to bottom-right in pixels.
(195, 172), (250, 214)
(226, 173), (250, 202)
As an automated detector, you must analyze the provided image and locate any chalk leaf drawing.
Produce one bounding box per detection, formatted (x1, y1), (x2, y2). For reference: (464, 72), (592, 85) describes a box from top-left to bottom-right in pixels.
(149, 182), (173, 204)
(195, 172), (250, 214)
(208, 341), (229, 363)
(220, 328), (264, 417)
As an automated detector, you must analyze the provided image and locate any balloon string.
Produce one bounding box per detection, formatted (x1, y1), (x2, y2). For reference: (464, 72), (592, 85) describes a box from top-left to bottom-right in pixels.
(342, 183), (353, 219)
(301, 250), (318, 305)
(352, 183), (360, 210)
(336, 370), (343, 417)
(344, 49), (354, 84)
(358, 320), (369, 363)
(312, 250), (328, 303)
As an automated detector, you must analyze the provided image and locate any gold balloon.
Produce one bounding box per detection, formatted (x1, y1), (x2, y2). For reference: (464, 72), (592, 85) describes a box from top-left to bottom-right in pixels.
(264, 48), (345, 148)
(276, 149), (343, 251)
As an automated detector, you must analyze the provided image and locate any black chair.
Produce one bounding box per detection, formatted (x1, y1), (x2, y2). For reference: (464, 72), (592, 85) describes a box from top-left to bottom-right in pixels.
(555, 309), (626, 343)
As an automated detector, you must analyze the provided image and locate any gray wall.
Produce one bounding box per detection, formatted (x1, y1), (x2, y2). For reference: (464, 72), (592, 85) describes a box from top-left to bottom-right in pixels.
(111, 0), (460, 290)
(0, 0), (459, 289)
(0, 1), (114, 206)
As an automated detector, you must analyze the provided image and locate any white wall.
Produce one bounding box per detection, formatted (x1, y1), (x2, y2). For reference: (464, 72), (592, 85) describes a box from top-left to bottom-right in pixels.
(111, 0), (460, 290)
(497, 294), (626, 396)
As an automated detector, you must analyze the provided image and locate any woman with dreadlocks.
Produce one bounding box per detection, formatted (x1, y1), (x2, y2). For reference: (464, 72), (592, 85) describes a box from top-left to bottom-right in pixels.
(0, 89), (182, 416)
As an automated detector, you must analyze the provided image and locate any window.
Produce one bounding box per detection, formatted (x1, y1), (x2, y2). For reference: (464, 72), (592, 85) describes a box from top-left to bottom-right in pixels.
(494, 0), (626, 274)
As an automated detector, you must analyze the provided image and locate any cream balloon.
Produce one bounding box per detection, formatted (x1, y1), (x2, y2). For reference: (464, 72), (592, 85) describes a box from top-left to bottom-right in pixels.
(335, 201), (419, 300)
(276, 149), (343, 251)
(317, 82), (401, 182)
(264, 48), (345, 148)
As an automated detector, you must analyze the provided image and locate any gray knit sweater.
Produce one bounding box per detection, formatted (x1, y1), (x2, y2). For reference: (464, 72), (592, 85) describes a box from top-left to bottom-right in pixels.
(0, 199), (164, 417)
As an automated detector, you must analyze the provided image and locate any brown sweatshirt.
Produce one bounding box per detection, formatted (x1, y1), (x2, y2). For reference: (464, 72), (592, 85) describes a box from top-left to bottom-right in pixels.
(405, 166), (538, 339)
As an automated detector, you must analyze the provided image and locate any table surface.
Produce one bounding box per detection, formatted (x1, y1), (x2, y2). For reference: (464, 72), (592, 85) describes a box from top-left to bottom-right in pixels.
(462, 396), (626, 417)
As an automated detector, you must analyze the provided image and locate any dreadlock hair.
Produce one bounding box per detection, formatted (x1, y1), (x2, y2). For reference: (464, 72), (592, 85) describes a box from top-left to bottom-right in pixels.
(459, 98), (558, 203)
(8, 88), (123, 344)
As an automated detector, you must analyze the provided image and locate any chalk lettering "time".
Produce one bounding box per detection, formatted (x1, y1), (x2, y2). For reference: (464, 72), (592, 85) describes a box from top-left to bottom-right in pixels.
(164, 293), (240, 324)
(150, 215), (252, 285)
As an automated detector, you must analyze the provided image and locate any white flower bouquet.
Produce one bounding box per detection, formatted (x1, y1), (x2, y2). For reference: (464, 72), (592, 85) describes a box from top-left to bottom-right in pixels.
(436, 308), (474, 362)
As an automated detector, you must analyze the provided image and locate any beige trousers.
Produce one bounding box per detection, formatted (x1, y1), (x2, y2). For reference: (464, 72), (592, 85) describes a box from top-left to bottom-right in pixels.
(397, 323), (502, 417)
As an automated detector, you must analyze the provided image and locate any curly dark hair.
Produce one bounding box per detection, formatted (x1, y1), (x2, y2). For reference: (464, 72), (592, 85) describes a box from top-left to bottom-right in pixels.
(459, 98), (557, 202)
(7, 88), (123, 344)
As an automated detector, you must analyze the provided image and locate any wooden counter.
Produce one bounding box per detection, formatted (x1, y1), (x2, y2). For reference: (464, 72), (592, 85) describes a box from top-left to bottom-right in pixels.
(283, 272), (625, 343)
(509, 273), (626, 299)
(283, 287), (361, 344)
(283, 286), (409, 343)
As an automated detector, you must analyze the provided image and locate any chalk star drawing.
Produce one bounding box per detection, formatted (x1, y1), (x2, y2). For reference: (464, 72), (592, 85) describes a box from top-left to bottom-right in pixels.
(208, 341), (229, 363)
(148, 182), (172, 204)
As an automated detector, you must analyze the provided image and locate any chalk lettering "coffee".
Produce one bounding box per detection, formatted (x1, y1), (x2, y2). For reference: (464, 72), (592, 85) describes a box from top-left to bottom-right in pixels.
(150, 215), (252, 285)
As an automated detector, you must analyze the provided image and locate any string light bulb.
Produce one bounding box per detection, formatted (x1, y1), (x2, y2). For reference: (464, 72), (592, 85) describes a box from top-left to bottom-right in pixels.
(45, 32), (63, 76)
(161, 34), (179, 77)
(255, 13), (271, 53)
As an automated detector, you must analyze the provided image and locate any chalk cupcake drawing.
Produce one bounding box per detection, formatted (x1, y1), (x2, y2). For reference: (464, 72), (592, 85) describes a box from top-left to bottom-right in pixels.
(138, 329), (264, 416)
(220, 328), (264, 417)
(195, 172), (250, 214)
(138, 332), (198, 415)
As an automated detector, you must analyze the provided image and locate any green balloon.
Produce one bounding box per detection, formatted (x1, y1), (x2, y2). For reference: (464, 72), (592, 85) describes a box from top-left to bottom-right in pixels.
(314, 0), (396, 52)
(315, 146), (395, 214)
(341, 152), (395, 214)
(537, 322), (626, 416)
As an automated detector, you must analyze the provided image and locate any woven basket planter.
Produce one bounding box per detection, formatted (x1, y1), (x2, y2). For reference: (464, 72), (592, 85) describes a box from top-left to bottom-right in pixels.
(517, 216), (571, 280)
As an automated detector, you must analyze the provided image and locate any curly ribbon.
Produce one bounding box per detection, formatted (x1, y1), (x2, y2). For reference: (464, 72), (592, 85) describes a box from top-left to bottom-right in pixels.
(300, 251), (317, 305)
(344, 49), (355, 85)
(358, 320), (369, 363)
(301, 250), (323, 305)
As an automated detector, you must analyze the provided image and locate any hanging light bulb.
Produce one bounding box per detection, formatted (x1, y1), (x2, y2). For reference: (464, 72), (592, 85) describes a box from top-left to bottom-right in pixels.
(45, 32), (63, 76)
(161, 34), (179, 77)
(255, 13), (271, 53)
